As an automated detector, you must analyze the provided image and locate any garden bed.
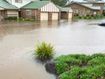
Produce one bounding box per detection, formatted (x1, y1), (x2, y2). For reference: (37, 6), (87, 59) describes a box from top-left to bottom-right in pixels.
(45, 54), (105, 79)
(74, 14), (105, 20)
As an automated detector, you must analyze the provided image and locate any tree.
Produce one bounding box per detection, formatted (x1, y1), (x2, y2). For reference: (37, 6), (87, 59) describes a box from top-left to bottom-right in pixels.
(40, 0), (68, 6)
(51, 0), (68, 6)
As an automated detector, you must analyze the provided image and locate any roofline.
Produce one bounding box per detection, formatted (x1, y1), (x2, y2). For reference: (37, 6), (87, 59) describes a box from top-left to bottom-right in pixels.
(20, 1), (51, 9)
(0, 6), (18, 10)
(0, 0), (18, 10)
(20, 1), (33, 9)
(78, 2), (105, 4)
(20, 8), (38, 10)
(66, 2), (100, 10)
(0, 5), (4, 9)
(66, 1), (105, 7)
(5, 0), (18, 9)
(39, 1), (50, 9)
(67, 1), (105, 5)
(57, 5), (72, 12)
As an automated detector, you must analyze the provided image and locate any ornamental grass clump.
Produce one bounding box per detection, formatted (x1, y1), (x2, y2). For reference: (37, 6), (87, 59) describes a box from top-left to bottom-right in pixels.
(35, 42), (54, 61)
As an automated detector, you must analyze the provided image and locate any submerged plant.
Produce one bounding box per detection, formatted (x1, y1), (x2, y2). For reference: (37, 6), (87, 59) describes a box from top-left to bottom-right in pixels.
(35, 42), (54, 61)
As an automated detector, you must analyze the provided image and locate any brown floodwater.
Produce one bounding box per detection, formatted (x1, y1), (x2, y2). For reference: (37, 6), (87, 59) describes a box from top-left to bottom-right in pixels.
(0, 20), (105, 79)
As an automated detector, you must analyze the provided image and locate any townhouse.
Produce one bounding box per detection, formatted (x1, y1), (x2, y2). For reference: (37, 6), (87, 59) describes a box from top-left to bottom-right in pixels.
(66, 1), (105, 16)
(0, 0), (18, 21)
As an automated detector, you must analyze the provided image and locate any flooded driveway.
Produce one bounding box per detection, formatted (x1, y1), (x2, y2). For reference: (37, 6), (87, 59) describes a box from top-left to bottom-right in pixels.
(0, 20), (105, 79)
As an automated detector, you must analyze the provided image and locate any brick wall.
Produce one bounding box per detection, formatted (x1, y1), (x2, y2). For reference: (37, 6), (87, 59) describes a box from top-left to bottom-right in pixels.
(20, 9), (40, 21)
(68, 3), (101, 16)
(20, 9), (61, 21)
(0, 10), (6, 21)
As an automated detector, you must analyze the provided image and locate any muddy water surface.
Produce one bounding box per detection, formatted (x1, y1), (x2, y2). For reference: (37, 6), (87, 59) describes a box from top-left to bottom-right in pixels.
(0, 20), (105, 79)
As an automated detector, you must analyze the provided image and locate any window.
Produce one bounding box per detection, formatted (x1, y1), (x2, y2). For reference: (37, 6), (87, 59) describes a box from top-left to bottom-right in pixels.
(74, 9), (79, 13)
(26, 10), (32, 16)
(93, 11), (97, 15)
(15, 0), (22, 3)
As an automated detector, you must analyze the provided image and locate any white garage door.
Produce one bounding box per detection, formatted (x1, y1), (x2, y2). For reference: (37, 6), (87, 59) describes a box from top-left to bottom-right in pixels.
(40, 13), (48, 21)
(7, 11), (18, 17)
(68, 13), (72, 19)
(52, 13), (58, 20)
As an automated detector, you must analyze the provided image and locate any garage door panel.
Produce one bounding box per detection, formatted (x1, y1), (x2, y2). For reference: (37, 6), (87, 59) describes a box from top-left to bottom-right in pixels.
(52, 13), (58, 20)
(68, 13), (72, 19)
(40, 13), (48, 21)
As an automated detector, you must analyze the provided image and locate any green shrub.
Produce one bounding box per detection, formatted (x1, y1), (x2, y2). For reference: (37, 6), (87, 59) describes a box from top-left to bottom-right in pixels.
(55, 54), (90, 67)
(91, 53), (105, 58)
(74, 14), (105, 20)
(55, 54), (90, 75)
(35, 42), (54, 61)
(59, 66), (82, 79)
(16, 17), (35, 22)
(88, 57), (105, 66)
(78, 16), (82, 19)
(83, 16), (87, 19)
(55, 55), (81, 66)
(88, 54), (105, 66)
(59, 65), (105, 79)
(23, 18), (35, 21)
(56, 61), (69, 75)
(5, 17), (17, 20)
(88, 16), (92, 19)
(54, 54), (105, 79)
(80, 65), (105, 79)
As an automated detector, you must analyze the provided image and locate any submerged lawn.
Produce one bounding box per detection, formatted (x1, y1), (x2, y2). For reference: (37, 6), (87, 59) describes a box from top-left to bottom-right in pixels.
(54, 54), (105, 79)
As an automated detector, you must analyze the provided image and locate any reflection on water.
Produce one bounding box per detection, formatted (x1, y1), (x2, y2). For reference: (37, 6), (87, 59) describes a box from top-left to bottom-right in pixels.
(0, 20), (105, 79)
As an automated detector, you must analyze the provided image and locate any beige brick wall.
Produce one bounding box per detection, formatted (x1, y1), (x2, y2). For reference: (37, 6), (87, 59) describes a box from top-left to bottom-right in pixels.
(0, 10), (6, 21)
(20, 9), (40, 21)
(68, 3), (102, 16)
(20, 9), (60, 21)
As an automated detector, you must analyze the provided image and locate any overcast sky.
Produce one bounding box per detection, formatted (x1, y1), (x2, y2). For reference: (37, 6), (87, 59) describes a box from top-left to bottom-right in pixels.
(70, 0), (105, 2)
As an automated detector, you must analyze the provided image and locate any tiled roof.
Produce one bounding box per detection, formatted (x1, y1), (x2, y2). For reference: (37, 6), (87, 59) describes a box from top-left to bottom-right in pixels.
(21, 1), (50, 9)
(57, 5), (73, 12)
(67, 2), (101, 10)
(81, 4), (101, 10)
(67, 1), (105, 5)
(78, 1), (105, 4)
(0, 0), (18, 9)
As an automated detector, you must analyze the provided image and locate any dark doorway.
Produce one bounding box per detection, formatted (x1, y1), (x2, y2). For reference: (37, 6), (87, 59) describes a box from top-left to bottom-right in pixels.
(61, 12), (68, 19)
